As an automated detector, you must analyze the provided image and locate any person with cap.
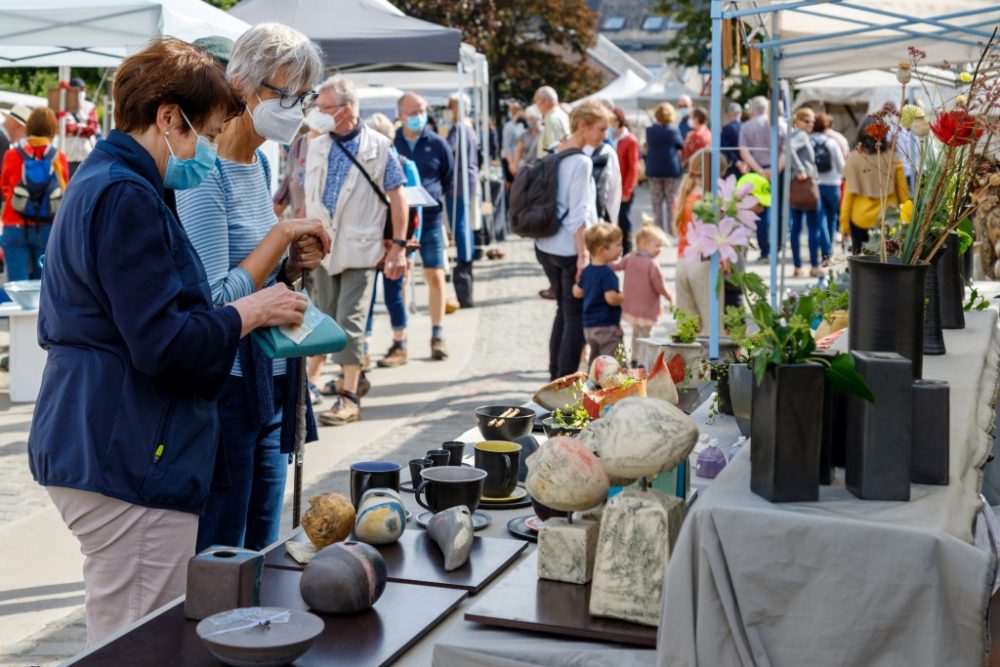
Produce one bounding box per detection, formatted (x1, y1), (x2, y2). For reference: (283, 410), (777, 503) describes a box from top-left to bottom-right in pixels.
(62, 77), (99, 177)
(175, 23), (331, 552)
(0, 103), (29, 214)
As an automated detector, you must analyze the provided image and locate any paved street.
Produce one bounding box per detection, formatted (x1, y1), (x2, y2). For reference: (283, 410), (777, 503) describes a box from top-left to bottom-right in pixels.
(0, 184), (824, 665)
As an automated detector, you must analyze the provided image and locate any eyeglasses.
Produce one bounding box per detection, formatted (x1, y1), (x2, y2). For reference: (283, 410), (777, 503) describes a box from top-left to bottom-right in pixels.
(261, 81), (319, 110)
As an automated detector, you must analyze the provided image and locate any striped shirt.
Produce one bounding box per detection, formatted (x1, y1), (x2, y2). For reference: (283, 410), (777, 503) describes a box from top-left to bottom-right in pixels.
(176, 154), (285, 377)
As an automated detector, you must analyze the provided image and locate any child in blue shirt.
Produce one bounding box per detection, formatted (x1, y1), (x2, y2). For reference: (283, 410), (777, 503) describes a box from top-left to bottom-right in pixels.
(573, 222), (625, 366)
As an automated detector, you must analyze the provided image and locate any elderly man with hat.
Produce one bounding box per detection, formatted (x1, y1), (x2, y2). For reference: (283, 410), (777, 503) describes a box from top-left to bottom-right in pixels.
(0, 104), (29, 212)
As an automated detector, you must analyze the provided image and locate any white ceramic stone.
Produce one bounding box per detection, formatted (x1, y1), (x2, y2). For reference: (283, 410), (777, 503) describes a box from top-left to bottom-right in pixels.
(525, 436), (610, 512)
(354, 488), (406, 546)
(426, 505), (474, 571)
(645, 350), (679, 405)
(589, 490), (684, 625)
(532, 372), (588, 411)
(537, 518), (600, 584)
(589, 355), (621, 388)
(578, 397), (699, 480)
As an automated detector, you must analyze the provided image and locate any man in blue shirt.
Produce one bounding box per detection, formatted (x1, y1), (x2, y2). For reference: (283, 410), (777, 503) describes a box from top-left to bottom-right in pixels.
(721, 102), (744, 178)
(395, 91), (455, 360)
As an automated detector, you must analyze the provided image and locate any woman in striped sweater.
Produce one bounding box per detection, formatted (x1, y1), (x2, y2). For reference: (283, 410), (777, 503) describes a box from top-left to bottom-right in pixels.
(176, 23), (329, 552)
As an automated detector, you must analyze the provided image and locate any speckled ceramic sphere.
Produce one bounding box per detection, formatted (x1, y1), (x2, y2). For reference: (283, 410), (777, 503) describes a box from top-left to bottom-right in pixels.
(589, 355), (621, 388)
(300, 541), (387, 614)
(525, 436), (609, 512)
(578, 397), (699, 480)
(301, 493), (355, 549)
(354, 488), (406, 546)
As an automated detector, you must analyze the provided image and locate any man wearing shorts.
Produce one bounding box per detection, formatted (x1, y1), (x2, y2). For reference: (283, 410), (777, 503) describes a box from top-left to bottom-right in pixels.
(395, 92), (455, 360)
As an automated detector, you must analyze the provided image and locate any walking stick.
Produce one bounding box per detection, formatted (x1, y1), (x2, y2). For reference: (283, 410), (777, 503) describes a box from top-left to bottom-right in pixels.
(292, 268), (310, 529)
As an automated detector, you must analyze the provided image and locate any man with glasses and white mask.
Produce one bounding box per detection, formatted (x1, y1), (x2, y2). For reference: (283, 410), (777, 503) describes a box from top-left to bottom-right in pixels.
(305, 75), (409, 426)
(176, 23), (331, 551)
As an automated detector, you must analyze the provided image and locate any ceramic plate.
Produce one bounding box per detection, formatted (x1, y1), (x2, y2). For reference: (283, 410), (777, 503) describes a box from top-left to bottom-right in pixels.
(480, 486), (528, 503)
(506, 515), (538, 543)
(415, 510), (491, 530)
(524, 516), (544, 532)
(196, 607), (324, 667)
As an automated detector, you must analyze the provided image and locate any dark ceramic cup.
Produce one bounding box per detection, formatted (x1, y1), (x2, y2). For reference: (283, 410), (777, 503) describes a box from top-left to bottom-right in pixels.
(350, 461), (401, 508)
(408, 457), (434, 486)
(425, 449), (451, 467)
(442, 441), (466, 466)
(474, 441), (521, 498)
(415, 466), (487, 513)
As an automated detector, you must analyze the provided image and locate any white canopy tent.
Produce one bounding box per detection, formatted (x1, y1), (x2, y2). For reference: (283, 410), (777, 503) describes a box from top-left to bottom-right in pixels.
(572, 69), (649, 108)
(794, 67), (959, 114)
(635, 67), (706, 108)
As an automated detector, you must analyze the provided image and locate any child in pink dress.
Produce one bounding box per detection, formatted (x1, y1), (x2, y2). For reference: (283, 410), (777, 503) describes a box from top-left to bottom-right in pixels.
(613, 220), (675, 363)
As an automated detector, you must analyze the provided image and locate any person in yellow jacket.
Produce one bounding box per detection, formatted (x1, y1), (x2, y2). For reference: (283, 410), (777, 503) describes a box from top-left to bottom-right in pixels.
(840, 117), (910, 254)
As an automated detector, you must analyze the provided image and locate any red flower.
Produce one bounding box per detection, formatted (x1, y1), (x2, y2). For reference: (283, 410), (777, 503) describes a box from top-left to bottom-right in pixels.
(865, 121), (889, 143)
(931, 110), (983, 147)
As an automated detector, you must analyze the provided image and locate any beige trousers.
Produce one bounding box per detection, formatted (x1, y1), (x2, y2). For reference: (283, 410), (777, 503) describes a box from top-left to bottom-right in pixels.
(47, 486), (197, 647)
(675, 260), (712, 335)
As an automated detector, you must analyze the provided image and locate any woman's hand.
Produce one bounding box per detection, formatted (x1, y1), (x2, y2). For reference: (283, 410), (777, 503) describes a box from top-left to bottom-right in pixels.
(283, 218), (331, 255)
(287, 234), (326, 279)
(231, 283), (309, 338)
(796, 172), (808, 181)
(576, 253), (589, 282)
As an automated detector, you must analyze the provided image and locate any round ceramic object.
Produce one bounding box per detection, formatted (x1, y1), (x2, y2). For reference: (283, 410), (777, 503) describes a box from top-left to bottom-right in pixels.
(524, 436), (609, 513)
(475, 405), (535, 441)
(578, 397), (699, 480)
(589, 355), (621, 388)
(481, 486), (528, 503)
(299, 541), (387, 614)
(196, 607), (324, 667)
(506, 515), (538, 543)
(354, 488), (406, 545)
(301, 493), (355, 549)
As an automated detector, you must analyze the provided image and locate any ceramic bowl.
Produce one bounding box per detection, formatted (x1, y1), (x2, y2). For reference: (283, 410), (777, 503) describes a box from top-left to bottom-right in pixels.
(196, 607), (324, 667)
(475, 405), (535, 441)
(4, 280), (41, 309)
(540, 417), (582, 438)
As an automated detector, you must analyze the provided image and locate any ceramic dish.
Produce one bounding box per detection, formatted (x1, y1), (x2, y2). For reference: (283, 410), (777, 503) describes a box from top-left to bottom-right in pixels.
(505, 515), (538, 543)
(480, 486), (528, 503)
(196, 607), (324, 667)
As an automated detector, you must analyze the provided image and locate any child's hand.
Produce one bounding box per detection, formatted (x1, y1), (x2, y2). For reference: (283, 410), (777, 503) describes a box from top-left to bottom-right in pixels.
(571, 283), (584, 299)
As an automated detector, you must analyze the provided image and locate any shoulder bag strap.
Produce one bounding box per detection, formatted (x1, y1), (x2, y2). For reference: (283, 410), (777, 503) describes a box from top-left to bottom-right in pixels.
(333, 138), (389, 210)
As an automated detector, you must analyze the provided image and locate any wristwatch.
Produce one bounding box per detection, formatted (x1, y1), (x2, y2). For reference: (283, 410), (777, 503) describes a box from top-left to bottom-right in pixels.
(390, 239), (407, 248)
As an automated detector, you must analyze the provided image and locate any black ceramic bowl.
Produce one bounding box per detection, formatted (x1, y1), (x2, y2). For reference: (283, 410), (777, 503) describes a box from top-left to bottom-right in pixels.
(540, 417), (582, 439)
(476, 405), (535, 441)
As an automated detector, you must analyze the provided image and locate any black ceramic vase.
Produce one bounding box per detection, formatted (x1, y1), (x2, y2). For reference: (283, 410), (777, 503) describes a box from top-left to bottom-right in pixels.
(848, 255), (927, 378)
(922, 253), (946, 355)
(750, 363), (825, 503)
(728, 363), (753, 437)
(937, 234), (966, 329)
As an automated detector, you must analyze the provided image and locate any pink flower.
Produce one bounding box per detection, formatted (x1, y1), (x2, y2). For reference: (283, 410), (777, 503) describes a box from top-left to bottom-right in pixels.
(734, 195), (759, 229)
(717, 174), (759, 230)
(696, 217), (752, 263)
(717, 175), (739, 201)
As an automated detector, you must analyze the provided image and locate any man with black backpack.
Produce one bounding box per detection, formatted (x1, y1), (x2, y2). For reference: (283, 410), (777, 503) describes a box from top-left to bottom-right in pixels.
(0, 107), (68, 280)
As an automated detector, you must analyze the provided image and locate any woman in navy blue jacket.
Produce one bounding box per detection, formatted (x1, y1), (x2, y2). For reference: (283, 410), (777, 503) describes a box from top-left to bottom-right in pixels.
(27, 38), (310, 646)
(644, 102), (685, 236)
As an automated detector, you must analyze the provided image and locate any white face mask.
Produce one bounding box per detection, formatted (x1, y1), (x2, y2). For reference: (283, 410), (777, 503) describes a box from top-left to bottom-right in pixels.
(304, 108), (334, 134)
(249, 94), (304, 144)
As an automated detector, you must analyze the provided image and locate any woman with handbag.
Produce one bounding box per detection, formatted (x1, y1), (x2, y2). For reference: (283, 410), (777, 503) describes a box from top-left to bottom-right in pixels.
(28, 38), (311, 645)
(788, 107), (829, 277)
(840, 116), (910, 255)
(175, 23), (330, 552)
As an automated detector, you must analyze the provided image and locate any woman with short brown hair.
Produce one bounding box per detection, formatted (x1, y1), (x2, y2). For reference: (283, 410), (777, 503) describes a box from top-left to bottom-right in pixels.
(0, 106), (68, 279)
(645, 101), (684, 235)
(28, 36), (310, 646)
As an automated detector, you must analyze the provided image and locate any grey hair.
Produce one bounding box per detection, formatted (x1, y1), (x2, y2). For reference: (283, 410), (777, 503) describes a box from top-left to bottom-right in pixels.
(726, 102), (742, 116)
(523, 104), (542, 120)
(366, 112), (395, 139)
(448, 91), (472, 111)
(317, 74), (359, 114)
(749, 96), (769, 116)
(227, 23), (324, 97)
(397, 91), (426, 112)
(535, 86), (558, 104)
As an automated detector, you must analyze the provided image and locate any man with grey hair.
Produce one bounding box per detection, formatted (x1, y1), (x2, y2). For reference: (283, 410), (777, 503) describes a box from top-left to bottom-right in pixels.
(720, 101), (744, 178)
(677, 94), (693, 139)
(533, 85), (570, 159)
(306, 74), (409, 426)
(739, 95), (786, 260)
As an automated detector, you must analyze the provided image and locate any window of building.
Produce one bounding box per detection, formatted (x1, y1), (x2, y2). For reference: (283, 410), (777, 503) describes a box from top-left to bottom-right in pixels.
(602, 16), (626, 31)
(642, 16), (667, 31)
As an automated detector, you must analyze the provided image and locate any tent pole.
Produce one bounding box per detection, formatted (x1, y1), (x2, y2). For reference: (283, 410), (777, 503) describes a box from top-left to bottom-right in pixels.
(768, 12), (781, 309)
(58, 65), (69, 156)
(708, 0), (723, 359)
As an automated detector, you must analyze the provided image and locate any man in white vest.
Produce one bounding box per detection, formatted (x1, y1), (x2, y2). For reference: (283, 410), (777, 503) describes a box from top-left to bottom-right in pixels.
(305, 75), (408, 426)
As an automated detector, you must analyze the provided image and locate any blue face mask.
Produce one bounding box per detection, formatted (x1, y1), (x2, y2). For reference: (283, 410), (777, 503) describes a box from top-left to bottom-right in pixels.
(162, 110), (217, 190)
(406, 113), (427, 132)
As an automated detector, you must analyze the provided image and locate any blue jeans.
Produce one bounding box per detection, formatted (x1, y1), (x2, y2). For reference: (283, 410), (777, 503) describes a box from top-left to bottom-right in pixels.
(197, 375), (287, 552)
(790, 207), (830, 268)
(365, 269), (408, 337)
(446, 195), (475, 263)
(2, 224), (52, 280)
(818, 184), (841, 245)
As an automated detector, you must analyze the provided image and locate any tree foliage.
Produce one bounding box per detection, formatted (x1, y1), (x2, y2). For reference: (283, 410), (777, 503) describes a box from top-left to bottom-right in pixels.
(388, 0), (603, 105)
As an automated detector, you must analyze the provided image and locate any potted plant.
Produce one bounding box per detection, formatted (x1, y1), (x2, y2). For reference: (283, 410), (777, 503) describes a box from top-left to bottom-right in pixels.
(848, 33), (1000, 375)
(664, 309), (705, 390)
(730, 272), (874, 502)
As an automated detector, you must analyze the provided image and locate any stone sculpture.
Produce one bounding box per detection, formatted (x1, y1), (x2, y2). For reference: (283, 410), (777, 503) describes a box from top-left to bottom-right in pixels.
(301, 493), (356, 549)
(354, 488), (406, 546)
(525, 436), (609, 513)
(425, 505), (474, 571)
(299, 541), (387, 614)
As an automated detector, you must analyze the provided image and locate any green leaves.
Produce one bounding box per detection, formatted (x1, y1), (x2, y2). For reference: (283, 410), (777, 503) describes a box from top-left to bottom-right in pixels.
(821, 353), (875, 402)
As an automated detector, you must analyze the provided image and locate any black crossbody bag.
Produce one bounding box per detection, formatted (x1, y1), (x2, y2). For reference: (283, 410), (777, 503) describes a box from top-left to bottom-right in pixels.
(333, 138), (409, 241)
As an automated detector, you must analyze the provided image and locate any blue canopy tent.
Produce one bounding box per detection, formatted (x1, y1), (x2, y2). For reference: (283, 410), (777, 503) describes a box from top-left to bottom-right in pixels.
(706, 0), (1000, 356)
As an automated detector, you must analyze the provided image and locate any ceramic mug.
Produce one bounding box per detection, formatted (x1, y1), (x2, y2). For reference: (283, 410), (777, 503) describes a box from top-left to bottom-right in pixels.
(474, 441), (521, 498)
(415, 466), (487, 513)
(350, 461), (401, 508)
(408, 457), (433, 486)
(425, 449), (451, 467)
(442, 441), (466, 466)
